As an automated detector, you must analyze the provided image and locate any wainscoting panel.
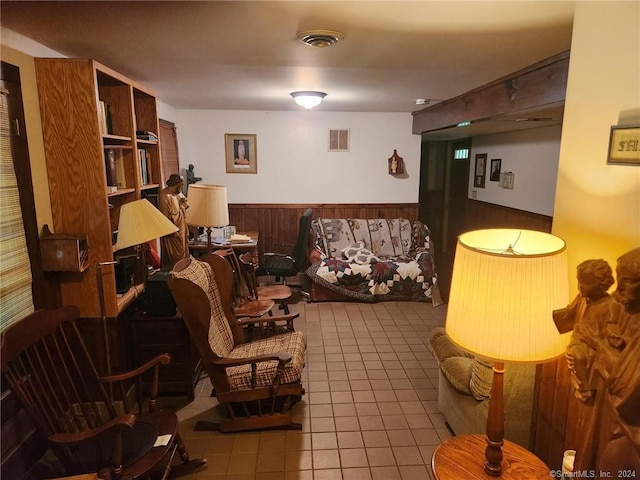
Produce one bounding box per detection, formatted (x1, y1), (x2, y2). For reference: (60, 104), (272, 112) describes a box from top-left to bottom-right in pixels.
(228, 203), (420, 259)
(463, 199), (553, 233)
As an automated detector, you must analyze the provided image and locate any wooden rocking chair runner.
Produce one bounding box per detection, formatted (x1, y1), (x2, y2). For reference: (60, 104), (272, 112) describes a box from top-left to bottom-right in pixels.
(168, 254), (306, 433)
(0, 306), (206, 480)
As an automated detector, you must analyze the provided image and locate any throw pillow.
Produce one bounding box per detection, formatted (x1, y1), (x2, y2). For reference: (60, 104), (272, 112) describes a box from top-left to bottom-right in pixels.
(341, 242), (380, 264)
(342, 242), (366, 260)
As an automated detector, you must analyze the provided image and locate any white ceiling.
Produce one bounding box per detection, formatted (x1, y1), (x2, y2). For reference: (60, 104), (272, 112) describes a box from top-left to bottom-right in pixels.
(1, 1), (575, 114)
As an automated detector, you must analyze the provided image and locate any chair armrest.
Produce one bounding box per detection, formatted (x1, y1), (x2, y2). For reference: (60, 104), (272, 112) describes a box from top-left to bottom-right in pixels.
(214, 352), (292, 368)
(99, 353), (171, 383)
(309, 247), (323, 265)
(48, 414), (136, 446)
(239, 313), (299, 326)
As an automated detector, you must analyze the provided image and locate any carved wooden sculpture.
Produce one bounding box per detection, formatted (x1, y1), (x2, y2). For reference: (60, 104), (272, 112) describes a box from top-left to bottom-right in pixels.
(555, 248), (640, 473)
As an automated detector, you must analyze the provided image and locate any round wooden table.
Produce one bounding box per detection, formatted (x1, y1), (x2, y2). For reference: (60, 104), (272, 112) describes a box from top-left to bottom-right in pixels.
(431, 434), (550, 480)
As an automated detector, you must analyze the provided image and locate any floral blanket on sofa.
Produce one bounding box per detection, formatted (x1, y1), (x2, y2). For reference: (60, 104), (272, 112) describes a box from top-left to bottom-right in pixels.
(306, 218), (440, 303)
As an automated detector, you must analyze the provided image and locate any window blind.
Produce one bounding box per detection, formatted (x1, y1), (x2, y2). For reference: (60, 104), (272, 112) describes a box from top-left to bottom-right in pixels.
(0, 88), (34, 331)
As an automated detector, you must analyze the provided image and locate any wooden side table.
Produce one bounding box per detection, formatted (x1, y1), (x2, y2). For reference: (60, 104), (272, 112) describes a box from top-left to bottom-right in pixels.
(431, 434), (550, 480)
(129, 310), (202, 400)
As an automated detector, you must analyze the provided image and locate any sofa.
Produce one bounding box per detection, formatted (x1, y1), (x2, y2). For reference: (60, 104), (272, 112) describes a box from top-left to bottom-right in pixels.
(428, 327), (536, 448)
(306, 217), (442, 304)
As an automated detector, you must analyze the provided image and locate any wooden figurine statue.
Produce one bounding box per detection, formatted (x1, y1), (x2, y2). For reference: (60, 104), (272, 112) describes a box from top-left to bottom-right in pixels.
(558, 248), (640, 473)
(159, 174), (189, 267)
(597, 247), (640, 474)
(388, 149), (405, 175)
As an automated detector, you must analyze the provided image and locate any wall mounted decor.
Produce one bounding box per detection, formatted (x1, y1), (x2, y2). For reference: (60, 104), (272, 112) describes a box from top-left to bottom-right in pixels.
(500, 171), (515, 189)
(225, 134), (257, 173)
(388, 149), (405, 175)
(474, 153), (487, 188)
(490, 158), (502, 181)
(607, 124), (639, 165)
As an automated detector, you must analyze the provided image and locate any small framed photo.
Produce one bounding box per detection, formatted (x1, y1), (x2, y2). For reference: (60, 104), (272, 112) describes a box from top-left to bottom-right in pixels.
(474, 153), (487, 188)
(607, 125), (640, 165)
(225, 134), (257, 173)
(490, 158), (502, 181)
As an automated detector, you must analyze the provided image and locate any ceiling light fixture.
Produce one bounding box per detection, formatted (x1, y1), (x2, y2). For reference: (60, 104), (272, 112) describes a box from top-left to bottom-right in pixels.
(290, 91), (327, 109)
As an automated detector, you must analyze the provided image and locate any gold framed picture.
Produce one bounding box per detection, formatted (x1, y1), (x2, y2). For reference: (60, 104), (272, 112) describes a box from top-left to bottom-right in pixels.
(607, 124), (640, 165)
(225, 134), (257, 173)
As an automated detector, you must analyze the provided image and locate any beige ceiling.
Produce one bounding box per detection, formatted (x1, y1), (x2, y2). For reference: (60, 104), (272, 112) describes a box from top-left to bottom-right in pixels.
(1, 1), (575, 117)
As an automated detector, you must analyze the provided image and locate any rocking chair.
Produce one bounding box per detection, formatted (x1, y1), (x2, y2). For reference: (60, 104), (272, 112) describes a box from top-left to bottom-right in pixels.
(168, 253), (306, 433)
(0, 305), (206, 480)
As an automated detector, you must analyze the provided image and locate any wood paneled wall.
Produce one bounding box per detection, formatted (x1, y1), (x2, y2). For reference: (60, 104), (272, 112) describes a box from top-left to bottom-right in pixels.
(228, 203), (420, 258)
(1, 391), (44, 480)
(533, 359), (572, 470)
(464, 200), (553, 233)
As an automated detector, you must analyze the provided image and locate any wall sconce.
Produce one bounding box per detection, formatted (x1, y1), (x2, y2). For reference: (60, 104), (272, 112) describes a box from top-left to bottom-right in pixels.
(500, 171), (515, 189)
(290, 91), (327, 109)
(388, 149), (405, 175)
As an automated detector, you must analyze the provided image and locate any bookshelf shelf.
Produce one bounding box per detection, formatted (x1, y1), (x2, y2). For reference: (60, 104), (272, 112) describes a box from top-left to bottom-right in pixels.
(103, 134), (132, 144)
(107, 188), (136, 198)
(136, 139), (158, 146)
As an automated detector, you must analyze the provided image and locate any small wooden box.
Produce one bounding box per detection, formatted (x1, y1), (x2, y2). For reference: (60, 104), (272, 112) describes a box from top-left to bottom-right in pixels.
(41, 227), (89, 272)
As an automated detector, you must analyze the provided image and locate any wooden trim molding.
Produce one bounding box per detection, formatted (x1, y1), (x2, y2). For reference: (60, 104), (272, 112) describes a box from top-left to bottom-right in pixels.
(412, 51), (569, 135)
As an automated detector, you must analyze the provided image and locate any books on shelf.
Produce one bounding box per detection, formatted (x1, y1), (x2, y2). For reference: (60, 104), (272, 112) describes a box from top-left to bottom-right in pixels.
(138, 148), (151, 185)
(98, 101), (108, 135)
(99, 101), (113, 134)
(104, 148), (117, 186)
(136, 130), (158, 142)
(115, 151), (126, 188)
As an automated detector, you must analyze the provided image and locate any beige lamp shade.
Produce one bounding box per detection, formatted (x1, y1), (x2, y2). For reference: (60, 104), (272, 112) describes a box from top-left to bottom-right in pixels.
(114, 199), (178, 251)
(445, 229), (571, 363)
(186, 184), (229, 227)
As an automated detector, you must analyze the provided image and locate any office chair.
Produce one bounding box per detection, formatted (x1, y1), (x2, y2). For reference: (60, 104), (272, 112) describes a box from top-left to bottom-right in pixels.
(256, 208), (313, 297)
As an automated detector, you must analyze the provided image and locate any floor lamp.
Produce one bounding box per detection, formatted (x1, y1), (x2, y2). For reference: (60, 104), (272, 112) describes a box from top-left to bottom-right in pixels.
(98, 199), (178, 378)
(436, 229), (570, 477)
(186, 184), (229, 253)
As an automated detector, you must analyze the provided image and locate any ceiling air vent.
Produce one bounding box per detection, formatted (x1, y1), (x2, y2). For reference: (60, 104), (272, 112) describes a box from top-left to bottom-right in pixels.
(296, 30), (345, 48)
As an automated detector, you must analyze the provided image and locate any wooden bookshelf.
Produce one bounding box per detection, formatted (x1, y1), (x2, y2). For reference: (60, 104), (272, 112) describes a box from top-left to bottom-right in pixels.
(35, 58), (164, 319)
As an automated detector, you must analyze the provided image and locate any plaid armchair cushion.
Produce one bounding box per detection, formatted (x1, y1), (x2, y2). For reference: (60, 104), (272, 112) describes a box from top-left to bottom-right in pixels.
(170, 258), (234, 357)
(226, 331), (306, 390)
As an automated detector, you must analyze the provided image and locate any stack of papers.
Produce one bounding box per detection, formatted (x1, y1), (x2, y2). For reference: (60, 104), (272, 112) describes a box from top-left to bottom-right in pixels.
(230, 234), (252, 243)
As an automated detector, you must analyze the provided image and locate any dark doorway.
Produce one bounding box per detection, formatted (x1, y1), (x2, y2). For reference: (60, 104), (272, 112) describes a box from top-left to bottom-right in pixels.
(418, 138), (470, 301)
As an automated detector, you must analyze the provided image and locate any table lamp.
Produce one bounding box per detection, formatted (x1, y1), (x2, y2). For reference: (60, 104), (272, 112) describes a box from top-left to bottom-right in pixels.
(186, 184), (229, 253)
(98, 198), (178, 377)
(444, 229), (570, 476)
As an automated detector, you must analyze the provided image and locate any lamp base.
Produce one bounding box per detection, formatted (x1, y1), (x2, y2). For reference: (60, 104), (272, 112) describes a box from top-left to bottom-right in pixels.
(484, 362), (505, 476)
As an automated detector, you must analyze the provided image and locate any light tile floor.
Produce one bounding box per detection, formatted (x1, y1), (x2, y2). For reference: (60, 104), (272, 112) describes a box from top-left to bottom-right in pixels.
(172, 299), (450, 480)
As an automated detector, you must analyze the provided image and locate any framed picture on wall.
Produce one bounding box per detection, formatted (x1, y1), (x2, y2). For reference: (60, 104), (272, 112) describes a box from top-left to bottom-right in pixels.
(490, 158), (502, 181)
(607, 124), (640, 165)
(474, 153), (487, 188)
(225, 133), (257, 173)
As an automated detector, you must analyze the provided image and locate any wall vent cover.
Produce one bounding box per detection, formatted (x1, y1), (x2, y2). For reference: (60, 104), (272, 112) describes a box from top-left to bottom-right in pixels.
(329, 129), (349, 152)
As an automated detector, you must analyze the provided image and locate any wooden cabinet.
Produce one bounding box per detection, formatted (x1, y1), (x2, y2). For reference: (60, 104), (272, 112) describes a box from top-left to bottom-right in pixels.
(35, 58), (164, 318)
(129, 311), (202, 401)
